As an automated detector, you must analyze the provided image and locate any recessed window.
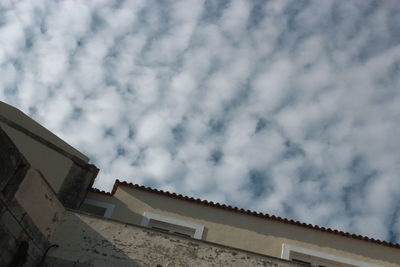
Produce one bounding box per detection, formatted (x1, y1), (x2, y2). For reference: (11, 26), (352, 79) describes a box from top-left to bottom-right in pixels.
(141, 212), (204, 239)
(290, 251), (340, 267)
(292, 258), (313, 266)
(80, 199), (115, 218)
(281, 244), (381, 267)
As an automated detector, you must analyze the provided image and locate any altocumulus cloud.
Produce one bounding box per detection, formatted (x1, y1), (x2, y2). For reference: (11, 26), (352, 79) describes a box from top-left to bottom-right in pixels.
(1, 0), (400, 243)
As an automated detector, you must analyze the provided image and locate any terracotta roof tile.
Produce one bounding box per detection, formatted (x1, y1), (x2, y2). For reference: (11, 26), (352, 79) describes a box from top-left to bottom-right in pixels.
(90, 179), (400, 249)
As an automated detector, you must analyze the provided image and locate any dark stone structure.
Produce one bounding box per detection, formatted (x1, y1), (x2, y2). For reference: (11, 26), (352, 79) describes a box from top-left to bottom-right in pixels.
(0, 125), (30, 200)
(0, 125), (47, 266)
(58, 162), (99, 210)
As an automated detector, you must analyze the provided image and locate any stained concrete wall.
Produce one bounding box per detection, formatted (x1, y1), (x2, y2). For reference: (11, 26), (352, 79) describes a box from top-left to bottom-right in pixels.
(0, 121), (74, 193)
(0, 122), (96, 266)
(0, 102), (99, 209)
(0, 197), (45, 267)
(1, 166), (67, 266)
(0, 101), (88, 162)
(14, 168), (65, 242)
(86, 187), (400, 267)
(0, 125), (65, 266)
(0, 168), (66, 267)
(47, 210), (298, 267)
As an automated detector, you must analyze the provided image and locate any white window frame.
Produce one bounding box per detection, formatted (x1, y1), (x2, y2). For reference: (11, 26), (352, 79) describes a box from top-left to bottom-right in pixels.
(281, 244), (381, 267)
(140, 212), (204, 239)
(83, 198), (115, 218)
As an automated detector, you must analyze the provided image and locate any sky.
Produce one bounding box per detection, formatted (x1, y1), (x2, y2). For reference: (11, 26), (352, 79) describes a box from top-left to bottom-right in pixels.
(1, 0), (400, 243)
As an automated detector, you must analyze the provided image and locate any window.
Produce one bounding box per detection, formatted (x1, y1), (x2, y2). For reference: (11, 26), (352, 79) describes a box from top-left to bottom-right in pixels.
(281, 244), (381, 267)
(289, 251), (340, 267)
(80, 199), (115, 218)
(140, 212), (204, 239)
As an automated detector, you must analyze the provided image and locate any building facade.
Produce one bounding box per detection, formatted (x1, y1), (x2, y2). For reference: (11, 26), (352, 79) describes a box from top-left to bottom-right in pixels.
(0, 101), (399, 266)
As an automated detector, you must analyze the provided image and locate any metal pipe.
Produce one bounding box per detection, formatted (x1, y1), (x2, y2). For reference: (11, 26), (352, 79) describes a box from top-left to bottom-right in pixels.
(38, 244), (59, 267)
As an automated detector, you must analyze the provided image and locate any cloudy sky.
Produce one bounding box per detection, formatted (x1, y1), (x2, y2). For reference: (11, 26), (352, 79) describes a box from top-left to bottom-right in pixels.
(1, 0), (400, 243)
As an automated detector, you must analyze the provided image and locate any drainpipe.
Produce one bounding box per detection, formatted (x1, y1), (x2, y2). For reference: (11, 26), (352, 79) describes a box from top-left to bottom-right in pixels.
(38, 244), (59, 267)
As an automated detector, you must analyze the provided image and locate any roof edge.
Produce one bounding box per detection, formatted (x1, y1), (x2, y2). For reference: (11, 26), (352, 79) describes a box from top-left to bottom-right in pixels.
(0, 101), (90, 166)
(90, 179), (400, 249)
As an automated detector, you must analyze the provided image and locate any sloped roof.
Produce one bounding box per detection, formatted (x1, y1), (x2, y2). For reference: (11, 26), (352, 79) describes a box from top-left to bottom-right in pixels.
(91, 179), (400, 249)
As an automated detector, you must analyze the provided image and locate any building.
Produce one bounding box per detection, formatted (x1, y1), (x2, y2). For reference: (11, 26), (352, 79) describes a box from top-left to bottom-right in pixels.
(0, 100), (399, 266)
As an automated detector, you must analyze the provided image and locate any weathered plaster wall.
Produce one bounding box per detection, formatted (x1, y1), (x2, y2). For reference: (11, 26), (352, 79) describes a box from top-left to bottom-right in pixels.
(0, 101), (99, 209)
(0, 121), (74, 193)
(1, 167), (65, 267)
(0, 101), (88, 162)
(0, 123), (90, 266)
(0, 126), (35, 266)
(15, 168), (65, 241)
(57, 162), (99, 210)
(0, 199), (42, 267)
(47, 210), (298, 267)
(86, 188), (400, 266)
(0, 125), (63, 266)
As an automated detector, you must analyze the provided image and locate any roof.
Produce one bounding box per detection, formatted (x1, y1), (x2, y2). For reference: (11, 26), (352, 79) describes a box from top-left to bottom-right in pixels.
(91, 179), (400, 249)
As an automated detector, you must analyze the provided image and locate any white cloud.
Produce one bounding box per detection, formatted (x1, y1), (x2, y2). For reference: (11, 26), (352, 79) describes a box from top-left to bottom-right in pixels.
(136, 112), (173, 147)
(220, 0), (250, 39)
(142, 147), (173, 182)
(0, 63), (17, 90)
(1, 0), (400, 243)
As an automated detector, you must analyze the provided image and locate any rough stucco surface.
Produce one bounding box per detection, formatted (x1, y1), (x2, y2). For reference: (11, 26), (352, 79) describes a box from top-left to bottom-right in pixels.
(0, 125), (30, 199)
(0, 126), (48, 267)
(86, 188), (399, 266)
(58, 163), (99, 210)
(47, 211), (299, 267)
(0, 168), (66, 267)
(0, 121), (98, 210)
(0, 101), (89, 162)
(14, 168), (65, 242)
(0, 121), (74, 193)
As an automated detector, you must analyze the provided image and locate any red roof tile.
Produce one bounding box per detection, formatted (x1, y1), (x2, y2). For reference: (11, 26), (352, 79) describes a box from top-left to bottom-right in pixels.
(90, 179), (400, 249)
